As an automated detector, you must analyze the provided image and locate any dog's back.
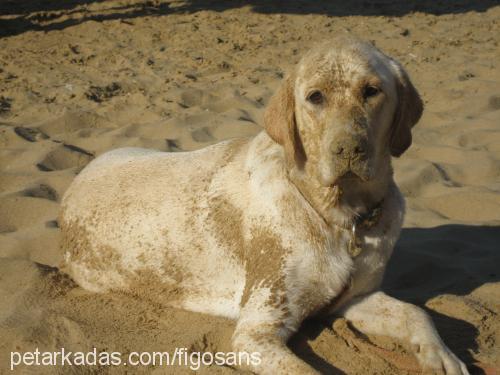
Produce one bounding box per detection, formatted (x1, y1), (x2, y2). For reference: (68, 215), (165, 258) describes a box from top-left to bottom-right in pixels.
(60, 138), (254, 317)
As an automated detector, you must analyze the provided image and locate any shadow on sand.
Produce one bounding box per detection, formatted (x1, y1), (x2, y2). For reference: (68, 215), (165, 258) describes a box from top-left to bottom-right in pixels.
(1, 0), (499, 37)
(293, 224), (499, 374)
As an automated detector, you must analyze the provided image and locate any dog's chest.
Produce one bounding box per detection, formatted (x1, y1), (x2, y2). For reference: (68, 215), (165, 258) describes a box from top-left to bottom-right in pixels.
(300, 216), (397, 317)
(328, 217), (399, 310)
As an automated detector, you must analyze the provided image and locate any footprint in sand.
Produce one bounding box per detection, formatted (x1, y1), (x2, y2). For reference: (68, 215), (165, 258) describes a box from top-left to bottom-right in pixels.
(191, 127), (215, 143)
(179, 88), (218, 109)
(85, 82), (122, 103)
(37, 111), (112, 137)
(14, 127), (49, 142)
(37, 144), (94, 172)
(165, 139), (182, 152)
(396, 159), (461, 198)
(45, 220), (59, 228)
(0, 96), (12, 115)
(488, 94), (500, 110)
(0, 224), (16, 234)
(22, 184), (59, 202)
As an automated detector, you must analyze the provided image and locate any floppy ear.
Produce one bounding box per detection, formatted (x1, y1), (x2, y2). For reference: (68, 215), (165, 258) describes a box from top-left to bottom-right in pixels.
(263, 73), (306, 168)
(389, 60), (424, 157)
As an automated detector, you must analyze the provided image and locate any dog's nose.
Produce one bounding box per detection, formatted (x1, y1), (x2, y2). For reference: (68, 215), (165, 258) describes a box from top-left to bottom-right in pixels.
(331, 138), (368, 159)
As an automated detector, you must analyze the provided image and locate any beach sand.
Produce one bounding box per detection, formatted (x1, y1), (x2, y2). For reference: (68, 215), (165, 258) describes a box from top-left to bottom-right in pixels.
(0, 1), (499, 373)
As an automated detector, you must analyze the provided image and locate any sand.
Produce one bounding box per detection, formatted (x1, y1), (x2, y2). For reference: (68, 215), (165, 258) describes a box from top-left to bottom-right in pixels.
(0, 1), (499, 374)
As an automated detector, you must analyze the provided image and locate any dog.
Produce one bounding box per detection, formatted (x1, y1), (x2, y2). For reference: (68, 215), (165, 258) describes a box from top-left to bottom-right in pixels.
(59, 36), (469, 374)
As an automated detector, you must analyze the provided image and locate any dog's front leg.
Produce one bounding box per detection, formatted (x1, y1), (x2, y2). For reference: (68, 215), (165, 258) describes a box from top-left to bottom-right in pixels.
(232, 288), (319, 375)
(339, 291), (469, 375)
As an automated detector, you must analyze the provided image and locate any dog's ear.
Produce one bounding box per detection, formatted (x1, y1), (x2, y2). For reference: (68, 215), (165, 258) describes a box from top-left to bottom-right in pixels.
(389, 60), (423, 157)
(264, 73), (305, 168)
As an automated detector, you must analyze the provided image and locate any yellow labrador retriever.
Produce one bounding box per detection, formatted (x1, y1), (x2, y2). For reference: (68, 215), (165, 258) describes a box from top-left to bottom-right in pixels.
(60, 36), (469, 374)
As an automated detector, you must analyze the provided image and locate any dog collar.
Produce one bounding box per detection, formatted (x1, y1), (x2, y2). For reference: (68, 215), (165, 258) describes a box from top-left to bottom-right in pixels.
(288, 176), (384, 257)
(348, 200), (383, 257)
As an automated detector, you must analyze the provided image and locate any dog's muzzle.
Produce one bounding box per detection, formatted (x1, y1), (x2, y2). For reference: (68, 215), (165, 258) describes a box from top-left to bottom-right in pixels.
(330, 135), (369, 161)
(319, 134), (372, 186)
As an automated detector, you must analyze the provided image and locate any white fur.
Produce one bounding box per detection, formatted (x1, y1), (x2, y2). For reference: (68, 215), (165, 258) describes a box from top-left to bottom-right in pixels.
(60, 37), (469, 375)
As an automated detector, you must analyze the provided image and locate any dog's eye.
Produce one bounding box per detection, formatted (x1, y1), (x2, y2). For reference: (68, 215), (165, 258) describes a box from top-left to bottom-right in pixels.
(363, 85), (381, 99)
(306, 90), (324, 105)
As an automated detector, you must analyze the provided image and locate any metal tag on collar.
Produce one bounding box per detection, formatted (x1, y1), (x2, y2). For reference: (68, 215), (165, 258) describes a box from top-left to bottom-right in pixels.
(348, 222), (363, 258)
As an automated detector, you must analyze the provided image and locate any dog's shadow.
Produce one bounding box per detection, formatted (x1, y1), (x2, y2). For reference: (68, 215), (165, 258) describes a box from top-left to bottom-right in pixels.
(292, 224), (500, 374)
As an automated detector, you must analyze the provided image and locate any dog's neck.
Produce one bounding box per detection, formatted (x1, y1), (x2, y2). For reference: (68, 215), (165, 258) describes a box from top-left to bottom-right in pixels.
(287, 164), (391, 230)
(253, 132), (391, 230)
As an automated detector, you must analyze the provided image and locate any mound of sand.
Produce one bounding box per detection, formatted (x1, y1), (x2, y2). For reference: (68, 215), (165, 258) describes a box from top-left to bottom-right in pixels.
(1, 1), (499, 374)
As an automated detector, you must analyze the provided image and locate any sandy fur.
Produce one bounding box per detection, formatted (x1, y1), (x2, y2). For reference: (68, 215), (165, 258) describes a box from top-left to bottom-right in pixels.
(60, 38), (467, 374)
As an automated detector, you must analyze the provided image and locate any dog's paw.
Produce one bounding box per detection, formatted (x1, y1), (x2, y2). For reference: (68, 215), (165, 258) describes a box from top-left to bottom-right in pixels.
(416, 343), (469, 375)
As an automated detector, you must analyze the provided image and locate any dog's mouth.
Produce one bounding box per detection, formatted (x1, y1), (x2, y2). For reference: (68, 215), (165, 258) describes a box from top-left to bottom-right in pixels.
(339, 171), (361, 180)
(328, 169), (371, 187)
(318, 155), (373, 188)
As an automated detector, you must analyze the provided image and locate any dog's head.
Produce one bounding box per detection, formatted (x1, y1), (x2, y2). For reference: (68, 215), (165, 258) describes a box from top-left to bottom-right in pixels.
(264, 36), (423, 187)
